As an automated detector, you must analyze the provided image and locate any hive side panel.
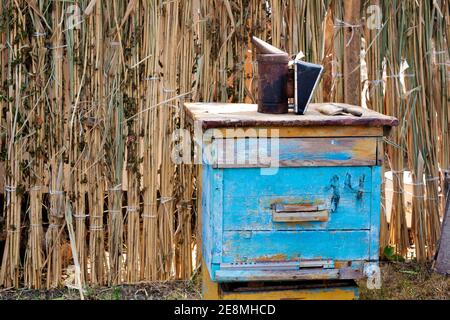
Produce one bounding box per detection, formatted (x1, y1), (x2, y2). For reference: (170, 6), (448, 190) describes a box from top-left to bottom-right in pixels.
(369, 166), (382, 260)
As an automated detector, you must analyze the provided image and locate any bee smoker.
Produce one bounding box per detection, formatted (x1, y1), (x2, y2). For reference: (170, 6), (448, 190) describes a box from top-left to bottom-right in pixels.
(252, 37), (290, 114)
(252, 36), (324, 115)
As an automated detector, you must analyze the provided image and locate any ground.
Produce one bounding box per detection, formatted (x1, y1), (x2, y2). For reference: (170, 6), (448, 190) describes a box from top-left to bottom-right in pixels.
(0, 262), (448, 300)
(358, 261), (449, 300)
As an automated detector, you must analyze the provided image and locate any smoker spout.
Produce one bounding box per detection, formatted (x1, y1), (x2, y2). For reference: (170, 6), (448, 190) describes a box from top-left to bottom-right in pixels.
(252, 36), (287, 55)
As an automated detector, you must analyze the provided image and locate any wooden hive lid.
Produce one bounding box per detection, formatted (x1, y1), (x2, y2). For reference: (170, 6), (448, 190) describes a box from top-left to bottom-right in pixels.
(184, 103), (399, 130)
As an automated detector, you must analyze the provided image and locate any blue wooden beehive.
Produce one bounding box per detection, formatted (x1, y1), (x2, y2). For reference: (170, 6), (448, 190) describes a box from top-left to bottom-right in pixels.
(185, 102), (398, 283)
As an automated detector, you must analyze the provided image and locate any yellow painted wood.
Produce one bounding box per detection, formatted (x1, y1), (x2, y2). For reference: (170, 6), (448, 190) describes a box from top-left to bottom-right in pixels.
(221, 287), (357, 300)
(213, 126), (383, 138)
(202, 261), (220, 300)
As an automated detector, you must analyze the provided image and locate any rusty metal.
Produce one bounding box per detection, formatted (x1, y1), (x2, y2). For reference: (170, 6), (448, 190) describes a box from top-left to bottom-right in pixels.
(252, 36), (290, 114)
(256, 53), (290, 114)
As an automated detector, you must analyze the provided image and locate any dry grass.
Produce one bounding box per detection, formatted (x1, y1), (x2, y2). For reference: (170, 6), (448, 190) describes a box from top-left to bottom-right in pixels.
(359, 262), (450, 300)
(0, 280), (201, 300)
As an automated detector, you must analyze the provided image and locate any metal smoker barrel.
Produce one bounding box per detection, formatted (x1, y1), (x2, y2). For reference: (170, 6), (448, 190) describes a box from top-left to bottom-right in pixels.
(252, 36), (290, 114)
(256, 53), (290, 114)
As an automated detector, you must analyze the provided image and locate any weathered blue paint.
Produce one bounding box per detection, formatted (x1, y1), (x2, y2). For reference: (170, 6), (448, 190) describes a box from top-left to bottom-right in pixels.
(202, 164), (226, 280)
(223, 167), (372, 196)
(212, 170), (224, 264)
(201, 157), (382, 283)
(201, 163), (213, 276)
(222, 230), (370, 263)
(369, 166), (382, 260)
(223, 193), (371, 231)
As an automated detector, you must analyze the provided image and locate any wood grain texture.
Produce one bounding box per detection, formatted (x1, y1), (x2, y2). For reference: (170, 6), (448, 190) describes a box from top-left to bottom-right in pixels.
(212, 170), (224, 264)
(185, 103), (398, 129)
(201, 261), (219, 300)
(219, 285), (359, 300)
(215, 137), (378, 168)
(201, 164), (213, 274)
(222, 230), (370, 264)
(272, 210), (329, 223)
(376, 137), (384, 165)
(212, 126), (383, 138)
(215, 269), (341, 282)
(196, 165), (203, 264)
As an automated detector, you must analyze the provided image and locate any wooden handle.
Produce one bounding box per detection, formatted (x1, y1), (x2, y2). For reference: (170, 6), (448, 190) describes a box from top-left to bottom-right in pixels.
(273, 203), (329, 222)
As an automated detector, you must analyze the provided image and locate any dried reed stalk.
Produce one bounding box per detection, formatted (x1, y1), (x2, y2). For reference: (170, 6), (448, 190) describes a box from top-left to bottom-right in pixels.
(141, 0), (160, 281)
(383, 0), (409, 257)
(404, 0), (442, 261)
(285, 0), (331, 102)
(105, 61), (125, 285)
(124, 4), (142, 283)
(174, 0), (196, 278)
(99, 0), (127, 285)
(176, 111), (194, 279)
(330, 0), (345, 102)
(67, 0), (88, 285)
(363, 0), (389, 249)
(85, 1), (106, 285)
(157, 0), (179, 280)
(0, 1), (24, 288)
(433, 0), (449, 219)
(44, 0), (68, 289)
(24, 10), (46, 286)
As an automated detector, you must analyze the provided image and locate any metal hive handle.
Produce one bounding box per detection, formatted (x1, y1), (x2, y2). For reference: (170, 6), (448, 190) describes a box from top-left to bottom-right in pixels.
(272, 203), (329, 222)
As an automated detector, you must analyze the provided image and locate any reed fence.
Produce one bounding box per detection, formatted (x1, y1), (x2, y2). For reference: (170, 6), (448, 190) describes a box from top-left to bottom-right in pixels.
(0, 0), (448, 289)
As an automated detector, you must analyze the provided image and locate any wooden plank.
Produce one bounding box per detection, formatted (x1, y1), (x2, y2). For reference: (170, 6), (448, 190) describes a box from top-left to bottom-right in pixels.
(223, 166), (372, 196)
(369, 166), (382, 260)
(215, 269), (340, 282)
(212, 126), (383, 138)
(223, 193), (372, 231)
(221, 230), (370, 264)
(220, 285), (359, 300)
(376, 137), (384, 165)
(201, 164), (213, 274)
(201, 261), (220, 300)
(211, 169), (224, 264)
(343, 0), (362, 105)
(215, 137), (378, 168)
(185, 103), (399, 129)
(272, 210), (329, 223)
(196, 164), (203, 264)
